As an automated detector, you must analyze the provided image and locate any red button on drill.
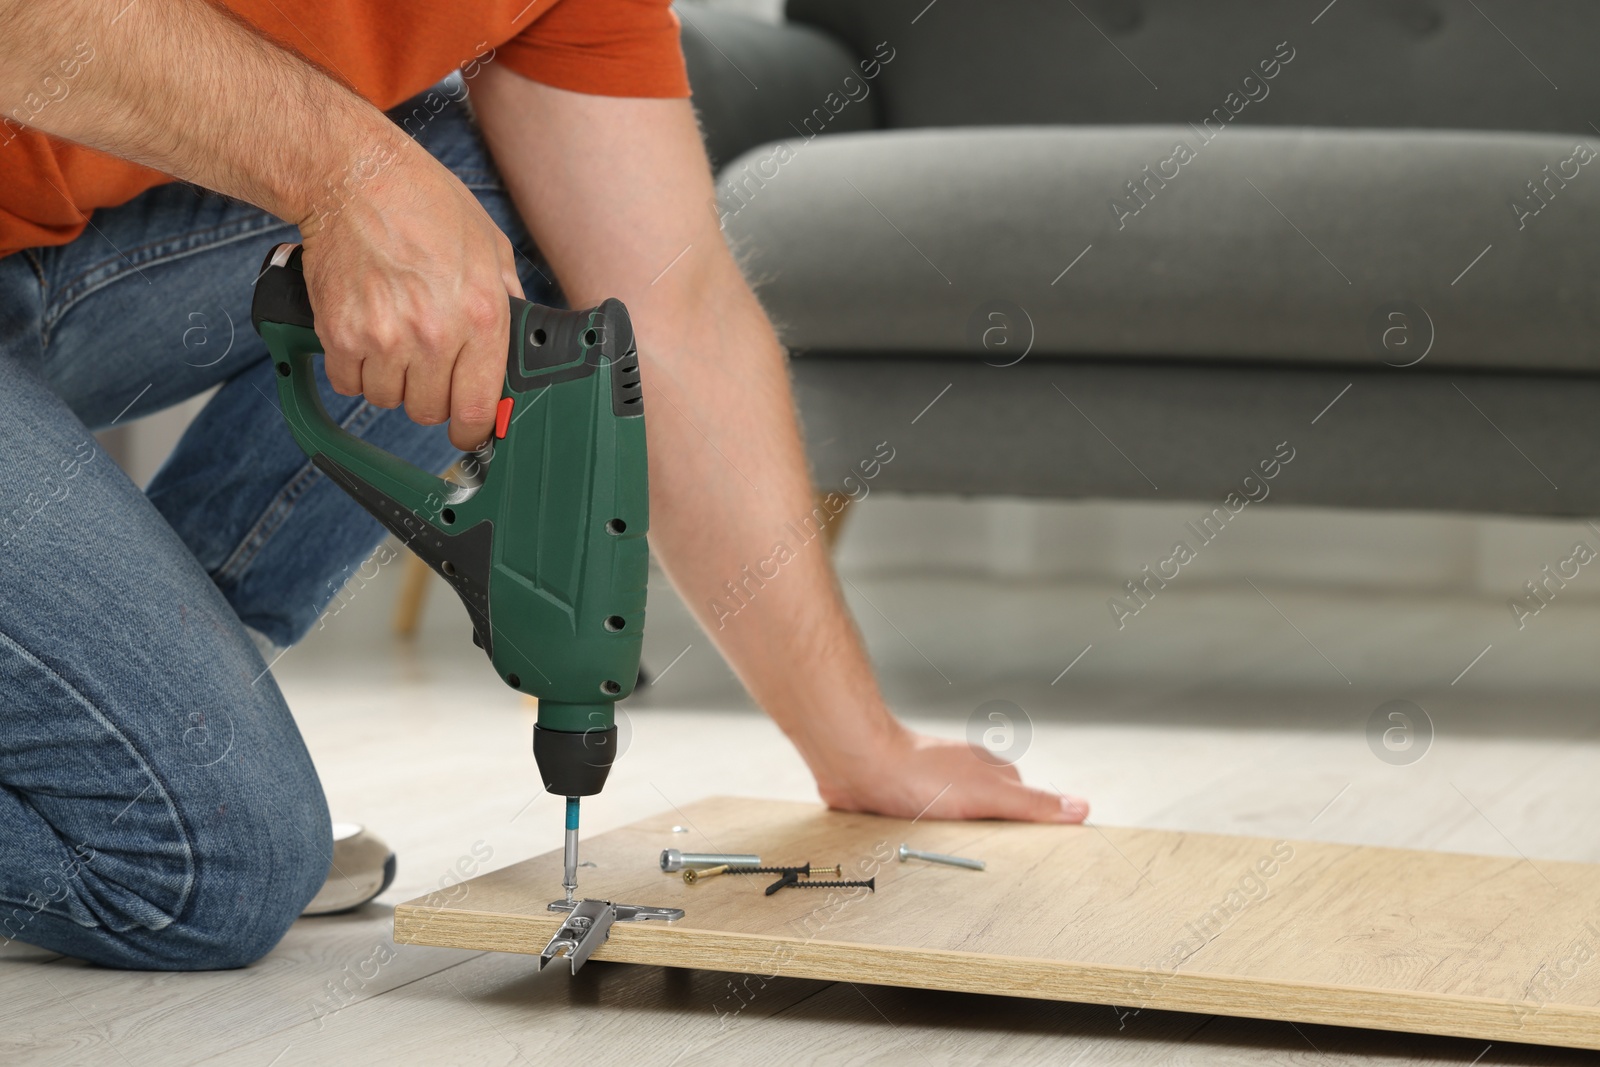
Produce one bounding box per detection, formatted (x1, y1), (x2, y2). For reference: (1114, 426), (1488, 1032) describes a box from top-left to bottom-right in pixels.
(494, 396), (514, 438)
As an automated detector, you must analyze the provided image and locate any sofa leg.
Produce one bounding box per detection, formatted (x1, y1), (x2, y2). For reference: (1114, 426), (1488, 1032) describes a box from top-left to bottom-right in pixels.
(818, 490), (852, 551)
(393, 553), (432, 638)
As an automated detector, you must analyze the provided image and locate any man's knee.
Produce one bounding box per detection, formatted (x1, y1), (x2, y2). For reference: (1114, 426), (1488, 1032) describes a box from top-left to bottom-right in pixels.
(163, 847), (326, 970)
(70, 788), (331, 970)
(167, 796), (331, 970)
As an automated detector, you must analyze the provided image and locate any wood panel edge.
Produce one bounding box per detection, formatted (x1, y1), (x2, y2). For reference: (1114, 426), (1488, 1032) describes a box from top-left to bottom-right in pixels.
(394, 906), (1600, 1051)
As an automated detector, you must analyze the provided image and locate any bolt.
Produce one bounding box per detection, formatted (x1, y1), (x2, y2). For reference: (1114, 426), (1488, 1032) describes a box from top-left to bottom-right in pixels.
(897, 843), (985, 871)
(661, 849), (761, 872)
(718, 863), (841, 877)
(683, 864), (729, 884)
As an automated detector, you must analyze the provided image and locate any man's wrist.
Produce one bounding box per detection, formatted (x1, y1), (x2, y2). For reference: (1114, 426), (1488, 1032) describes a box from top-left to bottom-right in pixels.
(784, 699), (908, 790)
(276, 114), (415, 234)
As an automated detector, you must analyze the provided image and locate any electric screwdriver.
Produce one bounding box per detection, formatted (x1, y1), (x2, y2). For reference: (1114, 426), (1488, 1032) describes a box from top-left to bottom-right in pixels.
(250, 243), (648, 901)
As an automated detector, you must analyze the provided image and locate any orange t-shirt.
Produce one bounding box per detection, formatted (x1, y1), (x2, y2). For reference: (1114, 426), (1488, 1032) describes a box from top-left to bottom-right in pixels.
(0, 0), (688, 257)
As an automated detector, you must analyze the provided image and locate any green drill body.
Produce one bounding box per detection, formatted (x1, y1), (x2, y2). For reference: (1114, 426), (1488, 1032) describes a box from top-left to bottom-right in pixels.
(250, 244), (648, 859)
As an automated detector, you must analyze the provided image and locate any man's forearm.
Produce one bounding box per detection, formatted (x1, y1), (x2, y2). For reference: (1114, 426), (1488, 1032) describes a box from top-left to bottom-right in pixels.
(469, 72), (904, 790)
(0, 0), (405, 225)
(630, 256), (904, 784)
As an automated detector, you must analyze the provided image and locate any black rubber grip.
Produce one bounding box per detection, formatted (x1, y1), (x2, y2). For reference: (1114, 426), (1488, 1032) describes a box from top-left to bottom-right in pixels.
(250, 245), (313, 334)
(533, 725), (618, 797)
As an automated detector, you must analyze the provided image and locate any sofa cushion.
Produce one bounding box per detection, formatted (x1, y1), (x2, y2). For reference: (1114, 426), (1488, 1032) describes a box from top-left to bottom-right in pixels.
(787, 0), (1599, 137)
(678, 6), (879, 172)
(718, 125), (1600, 371)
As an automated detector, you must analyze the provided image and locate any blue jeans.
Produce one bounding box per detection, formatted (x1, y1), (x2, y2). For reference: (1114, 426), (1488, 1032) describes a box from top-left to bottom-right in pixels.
(0, 82), (555, 969)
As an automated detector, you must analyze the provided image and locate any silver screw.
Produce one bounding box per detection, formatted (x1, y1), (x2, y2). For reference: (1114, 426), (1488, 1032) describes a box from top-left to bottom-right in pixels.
(898, 843), (985, 871)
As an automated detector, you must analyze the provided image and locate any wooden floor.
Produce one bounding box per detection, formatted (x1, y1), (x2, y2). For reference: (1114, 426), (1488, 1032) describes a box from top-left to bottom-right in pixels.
(8, 562), (1600, 1065)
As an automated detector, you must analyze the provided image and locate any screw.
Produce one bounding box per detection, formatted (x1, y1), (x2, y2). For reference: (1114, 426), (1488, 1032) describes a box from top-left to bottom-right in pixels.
(764, 871), (876, 896)
(721, 863), (841, 878)
(897, 843), (985, 871)
(683, 864), (729, 884)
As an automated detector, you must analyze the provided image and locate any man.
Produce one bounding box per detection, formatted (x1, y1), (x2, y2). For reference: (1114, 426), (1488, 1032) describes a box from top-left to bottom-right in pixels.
(0, 0), (1088, 970)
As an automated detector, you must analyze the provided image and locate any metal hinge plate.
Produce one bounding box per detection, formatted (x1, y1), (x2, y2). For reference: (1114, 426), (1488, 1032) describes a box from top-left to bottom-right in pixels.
(539, 898), (684, 974)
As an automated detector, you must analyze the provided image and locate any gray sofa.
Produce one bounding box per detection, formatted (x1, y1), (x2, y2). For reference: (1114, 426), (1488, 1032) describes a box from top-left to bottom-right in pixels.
(678, 0), (1600, 516)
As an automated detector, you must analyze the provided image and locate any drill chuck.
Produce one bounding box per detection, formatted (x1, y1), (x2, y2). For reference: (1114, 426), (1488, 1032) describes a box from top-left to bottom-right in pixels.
(533, 721), (618, 797)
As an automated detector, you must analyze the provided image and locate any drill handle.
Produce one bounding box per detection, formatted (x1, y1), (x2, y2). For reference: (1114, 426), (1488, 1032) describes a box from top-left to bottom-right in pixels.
(250, 242), (651, 704)
(249, 243), (522, 524)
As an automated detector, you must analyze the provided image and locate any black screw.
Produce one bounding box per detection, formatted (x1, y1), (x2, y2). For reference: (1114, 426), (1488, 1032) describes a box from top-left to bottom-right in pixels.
(764, 871), (875, 896)
(722, 863), (841, 878)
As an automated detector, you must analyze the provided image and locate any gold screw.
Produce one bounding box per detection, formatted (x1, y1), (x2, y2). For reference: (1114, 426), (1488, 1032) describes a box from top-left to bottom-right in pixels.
(683, 864), (729, 884)
(806, 865), (843, 878)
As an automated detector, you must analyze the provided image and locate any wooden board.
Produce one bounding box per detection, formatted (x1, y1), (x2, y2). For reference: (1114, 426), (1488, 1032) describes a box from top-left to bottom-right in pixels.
(394, 797), (1600, 1050)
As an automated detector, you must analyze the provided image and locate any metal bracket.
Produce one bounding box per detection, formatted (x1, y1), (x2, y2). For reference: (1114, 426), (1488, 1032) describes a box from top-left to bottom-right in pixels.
(540, 898), (683, 975)
(547, 898), (685, 923)
(539, 899), (614, 974)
